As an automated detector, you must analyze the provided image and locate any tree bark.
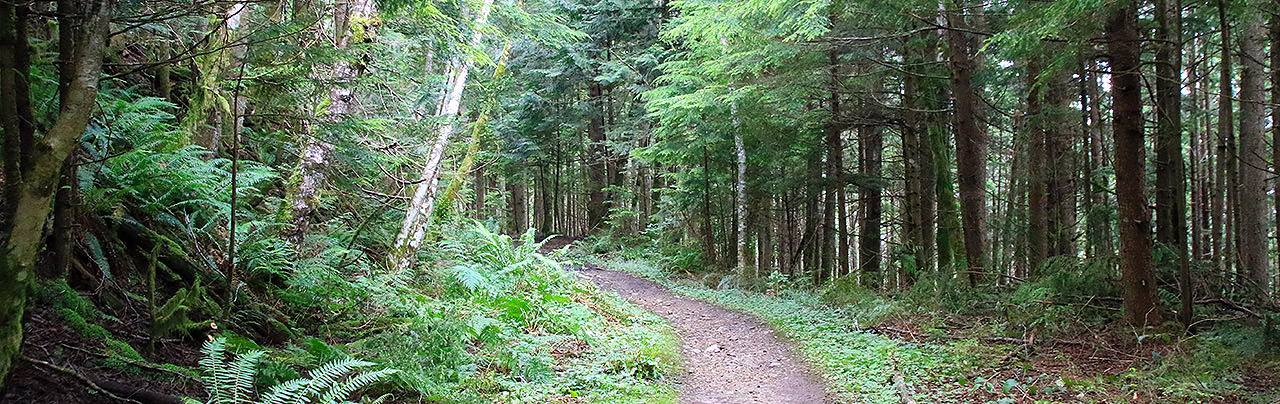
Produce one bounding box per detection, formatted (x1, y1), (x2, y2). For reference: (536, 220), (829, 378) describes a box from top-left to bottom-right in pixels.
(1045, 57), (1076, 258)
(731, 88), (747, 273)
(859, 122), (883, 290)
(510, 174), (528, 236)
(1026, 57), (1048, 271)
(1271, 1), (1280, 296)
(1237, 6), (1270, 295)
(944, 0), (987, 286)
(1107, 2), (1162, 327)
(702, 147), (718, 268)
(391, 0), (494, 271)
(586, 82), (607, 231)
(1154, 0), (1191, 326)
(821, 47), (842, 283)
(1217, 0), (1238, 284)
(1085, 59), (1114, 258)
(289, 0), (375, 238)
(0, 0), (112, 388)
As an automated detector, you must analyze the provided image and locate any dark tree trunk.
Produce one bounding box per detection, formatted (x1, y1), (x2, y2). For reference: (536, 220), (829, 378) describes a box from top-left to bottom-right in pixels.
(1271, 1), (1280, 296)
(945, 1), (987, 285)
(509, 174), (527, 236)
(1154, 0), (1191, 326)
(1107, 2), (1162, 327)
(1045, 59), (1076, 258)
(821, 48), (842, 284)
(1217, 0), (1237, 282)
(586, 82), (607, 231)
(804, 143), (821, 277)
(901, 70), (924, 289)
(702, 147), (718, 268)
(1085, 59), (1114, 258)
(1026, 57), (1048, 271)
(859, 123), (883, 290)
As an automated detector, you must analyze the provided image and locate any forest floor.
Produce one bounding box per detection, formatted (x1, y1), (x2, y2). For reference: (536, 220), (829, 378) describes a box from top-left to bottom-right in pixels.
(572, 265), (832, 403)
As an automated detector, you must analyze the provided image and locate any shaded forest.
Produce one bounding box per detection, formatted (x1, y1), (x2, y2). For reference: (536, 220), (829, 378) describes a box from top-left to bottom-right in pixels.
(1, 0), (1279, 402)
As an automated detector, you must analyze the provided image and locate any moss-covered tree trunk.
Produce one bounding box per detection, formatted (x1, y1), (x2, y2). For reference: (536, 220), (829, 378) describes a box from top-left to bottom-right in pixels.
(0, 0), (111, 388)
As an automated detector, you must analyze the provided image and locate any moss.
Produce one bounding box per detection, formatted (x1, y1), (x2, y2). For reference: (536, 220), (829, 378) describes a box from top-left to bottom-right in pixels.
(37, 281), (143, 361)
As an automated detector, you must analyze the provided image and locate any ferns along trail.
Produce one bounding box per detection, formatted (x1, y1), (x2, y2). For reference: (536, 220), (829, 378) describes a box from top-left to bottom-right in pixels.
(3, 0), (1280, 403)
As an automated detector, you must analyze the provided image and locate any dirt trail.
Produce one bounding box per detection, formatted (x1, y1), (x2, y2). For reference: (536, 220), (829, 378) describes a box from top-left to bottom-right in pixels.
(576, 268), (832, 404)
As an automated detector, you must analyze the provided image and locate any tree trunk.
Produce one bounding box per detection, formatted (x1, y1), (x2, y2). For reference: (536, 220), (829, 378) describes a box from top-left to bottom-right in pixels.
(702, 147), (718, 268)
(391, 0), (494, 271)
(1217, 0), (1239, 284)
(1107, 2), (1162, 327)
(804, 143), (821, 277)
(0, 0), (111, 388)
(756, 187), (774, 273)
(1237, 9), (1270, 294)
(859, 123), (883, 290)
(1085, 59), (1114, 258)
(586, 82), (607, 231)
(944, 0), (987, 286)
(1026, 57), (1048, 271)
(821, 47), (842, 283)
(1045, 57), (1076, 258)
(733, 100), (747, 273)
(289, 0), (374, 238)
(1154, 0), (1191, 326)
(1271, 1), (1280, 296)
(510, 174), (528, 236)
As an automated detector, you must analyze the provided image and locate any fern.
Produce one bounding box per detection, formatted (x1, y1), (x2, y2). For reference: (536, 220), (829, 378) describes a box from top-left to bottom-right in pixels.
(198, 338), (395, 404)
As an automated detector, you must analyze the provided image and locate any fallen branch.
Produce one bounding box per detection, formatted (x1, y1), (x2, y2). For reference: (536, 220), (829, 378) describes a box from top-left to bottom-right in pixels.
(1196, 298), (1263, 319)
(22, 356), (145, 404)
(59, 343), (199, 382)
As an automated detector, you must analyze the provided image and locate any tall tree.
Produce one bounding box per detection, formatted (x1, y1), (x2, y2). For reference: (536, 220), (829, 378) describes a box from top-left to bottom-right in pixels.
(945, 0), (987, 285)
(1107, 0), (1161, 326)
(392, 0), (496, 271)
(1154, 0), (1190, 326)
(586, 81), (608, 231)
(1271, 0), (1280, 296)
(1236, 4), (1270, 294)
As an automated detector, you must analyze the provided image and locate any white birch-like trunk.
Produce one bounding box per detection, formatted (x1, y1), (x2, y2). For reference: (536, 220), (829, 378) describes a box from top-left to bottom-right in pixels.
(290, 0), (375, 236)
(390, 0), (495, 271)
(733, 102), (747, 275)
(721, 38), (748, 275)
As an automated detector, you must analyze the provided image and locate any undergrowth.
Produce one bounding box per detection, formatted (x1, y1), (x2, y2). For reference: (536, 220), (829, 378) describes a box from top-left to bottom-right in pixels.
(588, 247), (1280, 404)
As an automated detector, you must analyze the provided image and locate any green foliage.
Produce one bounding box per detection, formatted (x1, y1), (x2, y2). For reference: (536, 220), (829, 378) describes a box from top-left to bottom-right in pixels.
(150, 281), (209, 339)
(198, 338), (395, 404)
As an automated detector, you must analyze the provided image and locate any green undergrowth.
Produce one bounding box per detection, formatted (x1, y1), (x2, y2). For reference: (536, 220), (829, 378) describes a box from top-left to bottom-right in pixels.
(333, 225), (681, 403)
(580, 246), (1280, 404)
(35, 224), (680, 403)
(253, 225), (681, 403)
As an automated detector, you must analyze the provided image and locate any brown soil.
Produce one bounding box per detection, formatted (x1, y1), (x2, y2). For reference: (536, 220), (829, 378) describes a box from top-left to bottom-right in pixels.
(575, 268), (832, 404)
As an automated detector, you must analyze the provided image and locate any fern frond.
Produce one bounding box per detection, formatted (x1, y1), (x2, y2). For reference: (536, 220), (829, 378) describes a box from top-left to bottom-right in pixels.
(259, 379), (308, 404)
(200, 339), (229, 404)
(229, 350), (264, 404)
(299, 358), (371, 398)
(315, 368), (397, 404)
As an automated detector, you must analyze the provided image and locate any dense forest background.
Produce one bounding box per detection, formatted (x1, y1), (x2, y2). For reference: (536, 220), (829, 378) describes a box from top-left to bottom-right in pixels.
(1, 0), (1280, 402)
